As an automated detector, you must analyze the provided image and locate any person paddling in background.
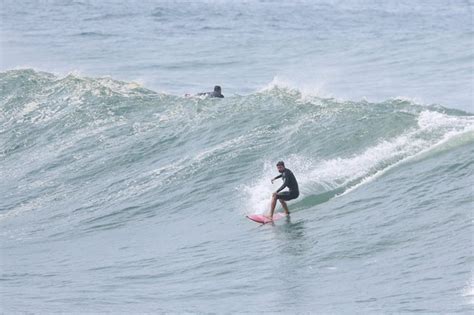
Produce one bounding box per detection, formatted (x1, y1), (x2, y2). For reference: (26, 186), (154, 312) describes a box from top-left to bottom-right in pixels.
(266, 161), (299, 221)
(197, 85), (224, 98)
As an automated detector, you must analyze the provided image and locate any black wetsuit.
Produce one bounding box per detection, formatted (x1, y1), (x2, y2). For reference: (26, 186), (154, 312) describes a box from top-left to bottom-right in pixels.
(274, 168), (299, 201)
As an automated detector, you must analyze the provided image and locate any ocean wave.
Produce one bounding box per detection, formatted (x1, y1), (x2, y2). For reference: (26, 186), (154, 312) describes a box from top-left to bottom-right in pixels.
(1, 69), (473, 226)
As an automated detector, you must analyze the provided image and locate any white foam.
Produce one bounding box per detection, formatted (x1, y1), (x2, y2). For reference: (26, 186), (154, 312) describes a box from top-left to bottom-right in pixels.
(258, 75), (331, 100)
(19, 101), (40, 116)
(391, 95), (425, 105)
(462, 274), (474, 305)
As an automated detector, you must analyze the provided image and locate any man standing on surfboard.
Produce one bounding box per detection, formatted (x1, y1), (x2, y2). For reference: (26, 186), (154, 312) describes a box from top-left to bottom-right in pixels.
(266, 161), (299, 220)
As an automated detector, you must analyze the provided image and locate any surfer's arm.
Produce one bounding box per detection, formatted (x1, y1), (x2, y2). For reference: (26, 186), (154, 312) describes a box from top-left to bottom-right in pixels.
(271, 174), (282, 184)
(276, 177), (288, 193)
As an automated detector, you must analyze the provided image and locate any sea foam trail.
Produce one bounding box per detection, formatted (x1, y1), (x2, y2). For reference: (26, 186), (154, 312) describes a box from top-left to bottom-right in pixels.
(243, 110), (474, 214)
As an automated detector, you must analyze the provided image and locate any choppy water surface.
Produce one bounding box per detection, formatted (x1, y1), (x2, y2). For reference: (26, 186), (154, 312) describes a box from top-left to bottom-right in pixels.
(1, 0), (473, 313)
(1, 0), (473, 110)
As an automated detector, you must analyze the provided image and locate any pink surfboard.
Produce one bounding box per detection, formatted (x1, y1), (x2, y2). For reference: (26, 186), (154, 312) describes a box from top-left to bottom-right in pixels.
(246, 213), (287, 224)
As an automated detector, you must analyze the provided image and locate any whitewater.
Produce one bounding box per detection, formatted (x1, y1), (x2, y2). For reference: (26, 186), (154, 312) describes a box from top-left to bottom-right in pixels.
(1, 0), (473, 313)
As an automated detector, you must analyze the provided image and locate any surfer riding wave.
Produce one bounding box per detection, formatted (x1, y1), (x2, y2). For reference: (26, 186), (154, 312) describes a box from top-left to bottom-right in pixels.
(266, 161), (299, 220)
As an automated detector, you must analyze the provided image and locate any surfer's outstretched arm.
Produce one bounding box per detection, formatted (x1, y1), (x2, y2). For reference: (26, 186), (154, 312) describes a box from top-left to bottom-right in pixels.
(271, 174), (282, 184)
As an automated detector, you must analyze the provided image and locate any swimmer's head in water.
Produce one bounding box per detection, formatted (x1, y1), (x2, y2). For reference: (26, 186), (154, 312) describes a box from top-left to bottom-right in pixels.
(276, 161), (285, 173)
(214, 85), (222, 93)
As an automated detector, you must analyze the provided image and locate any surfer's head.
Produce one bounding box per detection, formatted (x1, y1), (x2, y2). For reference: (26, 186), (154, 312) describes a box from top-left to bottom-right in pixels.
(276, 161), (285, 173)
(212, 85), (222, 97)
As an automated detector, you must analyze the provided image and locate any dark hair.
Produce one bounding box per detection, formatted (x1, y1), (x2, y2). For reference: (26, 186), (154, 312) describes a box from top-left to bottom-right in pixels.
(276, 161), (285, 167)
(214, 85), (221, 92)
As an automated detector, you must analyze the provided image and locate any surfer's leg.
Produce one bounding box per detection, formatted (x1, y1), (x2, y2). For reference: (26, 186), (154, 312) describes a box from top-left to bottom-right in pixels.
(267, 194), (278, 220)
(279, 200), (290, 215)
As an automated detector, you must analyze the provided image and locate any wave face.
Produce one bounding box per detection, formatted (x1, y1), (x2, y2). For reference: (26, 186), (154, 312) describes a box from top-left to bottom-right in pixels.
(1, 70), (473, 313)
